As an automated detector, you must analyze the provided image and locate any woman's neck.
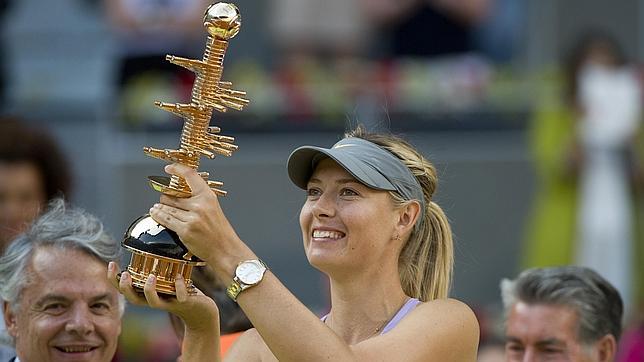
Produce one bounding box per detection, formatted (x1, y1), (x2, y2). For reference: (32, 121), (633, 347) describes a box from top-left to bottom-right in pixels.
(325, 266), (409, 344)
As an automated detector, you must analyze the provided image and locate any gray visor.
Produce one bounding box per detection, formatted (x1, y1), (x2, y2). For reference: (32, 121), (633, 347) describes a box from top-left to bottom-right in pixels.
(287, 137), (425, 212)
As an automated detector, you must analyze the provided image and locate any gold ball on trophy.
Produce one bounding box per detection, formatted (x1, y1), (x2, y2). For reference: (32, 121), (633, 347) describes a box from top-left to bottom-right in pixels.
(204, 2), (241, 40)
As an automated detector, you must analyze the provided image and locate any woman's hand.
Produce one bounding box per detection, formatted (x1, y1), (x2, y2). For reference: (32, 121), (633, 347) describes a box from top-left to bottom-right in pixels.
(107, 262), (219, 332)
(149, 164), (255, 278)
(108, 262), (223, 362)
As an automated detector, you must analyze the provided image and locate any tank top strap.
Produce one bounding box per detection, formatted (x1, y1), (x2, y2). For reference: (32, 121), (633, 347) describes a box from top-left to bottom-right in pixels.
(380, 298), (421, 335)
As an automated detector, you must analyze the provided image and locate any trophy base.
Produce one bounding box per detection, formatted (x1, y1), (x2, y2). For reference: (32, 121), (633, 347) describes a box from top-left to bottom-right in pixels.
(123, 246), (206, 295)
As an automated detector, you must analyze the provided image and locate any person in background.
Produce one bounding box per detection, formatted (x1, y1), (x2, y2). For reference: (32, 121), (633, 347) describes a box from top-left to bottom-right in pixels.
(0, 118), (72, 361)
(105, 0), (209, 128)
(522, 30), (644, 311)
(501, 266), (623, 362)
(0, 117), (72, 252)
(113, 125), (480, 361)
(0, 199), (123, 362)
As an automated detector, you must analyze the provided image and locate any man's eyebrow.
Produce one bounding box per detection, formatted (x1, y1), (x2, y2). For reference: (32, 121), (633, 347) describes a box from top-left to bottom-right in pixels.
(535, 338), (565, 348)
(34, 293), (116, 307)
(33, 294), (70, 307)
(504, 336), (523, 344)
(89, 293), (116, 303)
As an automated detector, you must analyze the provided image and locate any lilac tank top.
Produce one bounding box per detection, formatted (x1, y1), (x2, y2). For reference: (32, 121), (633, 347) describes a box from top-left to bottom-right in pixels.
(321, 298), (421, 336)
(380, 297), (421, 334)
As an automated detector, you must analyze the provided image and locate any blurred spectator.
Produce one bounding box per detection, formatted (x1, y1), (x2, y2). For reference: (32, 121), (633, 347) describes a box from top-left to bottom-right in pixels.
(270, 0), (372, 58)
(360, 0), (490, 58)
(522, 30), (644, 310)
(0, 117), (72, 251)
(356, 0), (523, 62)
(105, 0), (209, 128)
(501, 266), (623, 362)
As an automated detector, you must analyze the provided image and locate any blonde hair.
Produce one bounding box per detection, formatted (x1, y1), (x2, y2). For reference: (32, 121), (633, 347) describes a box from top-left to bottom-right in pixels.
(345, 127), (454, 301)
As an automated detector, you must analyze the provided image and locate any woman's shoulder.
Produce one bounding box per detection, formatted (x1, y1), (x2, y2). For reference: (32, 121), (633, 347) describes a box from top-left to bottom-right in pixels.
(414, 298), (479, 324)
(407, 298), (480, 342)
(353, 298), (479, 361)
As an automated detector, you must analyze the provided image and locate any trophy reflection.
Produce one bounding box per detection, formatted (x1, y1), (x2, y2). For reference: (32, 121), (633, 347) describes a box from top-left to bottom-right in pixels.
(122, 2), (249, 295)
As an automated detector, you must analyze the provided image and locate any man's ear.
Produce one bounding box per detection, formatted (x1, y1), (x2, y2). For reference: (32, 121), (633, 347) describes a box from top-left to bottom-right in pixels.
(594, 334), (617, 362)
(3, 301), (18, 338)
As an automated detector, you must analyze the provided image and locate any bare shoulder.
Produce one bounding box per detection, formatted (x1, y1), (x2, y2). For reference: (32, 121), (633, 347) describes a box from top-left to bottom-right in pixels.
(412, 298), (480, 339)
(404, 298), (480, 358)
(225, 328), (277, 362)
(353, 298), (480, 361)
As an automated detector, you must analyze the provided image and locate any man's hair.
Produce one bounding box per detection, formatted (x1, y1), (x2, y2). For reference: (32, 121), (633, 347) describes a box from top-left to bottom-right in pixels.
(501, 266), (623, 344)
(0, 199), (124, 345)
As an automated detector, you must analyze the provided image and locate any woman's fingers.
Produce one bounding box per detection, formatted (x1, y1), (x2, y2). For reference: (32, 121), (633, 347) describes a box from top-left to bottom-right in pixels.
(150, 203), (190, 222)
(107, 262), (120, 289)
(118, 271), (149, 306)
(165, 163), (210, 195)
(108, 262), (146, 306)
(149, 204), (187, 232)
(143, 274), (168, 308)
(174, 275), (189, 303)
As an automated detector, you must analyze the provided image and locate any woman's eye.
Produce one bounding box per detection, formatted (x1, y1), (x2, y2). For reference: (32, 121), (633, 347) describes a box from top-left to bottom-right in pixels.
(306, 188), (321, 197)
(340, 188), (358, 196)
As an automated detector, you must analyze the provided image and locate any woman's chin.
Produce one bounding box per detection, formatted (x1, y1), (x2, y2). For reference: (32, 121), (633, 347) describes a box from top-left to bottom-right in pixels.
(306, 251), (342, 272)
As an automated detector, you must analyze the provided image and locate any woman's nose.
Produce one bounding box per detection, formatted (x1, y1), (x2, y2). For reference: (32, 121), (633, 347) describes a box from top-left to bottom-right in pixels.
(312, 193), (335, 218)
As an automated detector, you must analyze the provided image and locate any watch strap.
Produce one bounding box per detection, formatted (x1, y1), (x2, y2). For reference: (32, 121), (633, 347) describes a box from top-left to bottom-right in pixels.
(226, 277), (243, 301)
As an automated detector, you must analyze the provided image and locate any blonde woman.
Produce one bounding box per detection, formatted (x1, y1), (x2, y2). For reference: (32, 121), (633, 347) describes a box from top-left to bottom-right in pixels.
(111, 127), (480, 361)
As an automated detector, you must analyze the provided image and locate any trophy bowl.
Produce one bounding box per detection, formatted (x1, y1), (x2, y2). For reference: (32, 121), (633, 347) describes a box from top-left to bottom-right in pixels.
(122, 215), (205, 294)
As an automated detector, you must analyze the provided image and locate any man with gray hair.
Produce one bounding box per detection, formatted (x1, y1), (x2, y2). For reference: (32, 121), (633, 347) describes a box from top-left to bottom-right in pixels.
(0, 199), (124, 362)
(501, 266), (623, 362)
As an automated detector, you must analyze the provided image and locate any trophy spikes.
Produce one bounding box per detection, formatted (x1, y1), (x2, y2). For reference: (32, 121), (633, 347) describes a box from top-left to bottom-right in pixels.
(144, 2), (249, 198)
(121, 2), (248, 295)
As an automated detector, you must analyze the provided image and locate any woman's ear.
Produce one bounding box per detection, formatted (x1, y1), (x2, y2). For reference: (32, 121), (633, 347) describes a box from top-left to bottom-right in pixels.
(396, 200), (421, 235)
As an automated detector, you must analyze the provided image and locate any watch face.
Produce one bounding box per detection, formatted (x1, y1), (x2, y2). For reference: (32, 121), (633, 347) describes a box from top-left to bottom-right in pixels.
(236, 260), (265, 285)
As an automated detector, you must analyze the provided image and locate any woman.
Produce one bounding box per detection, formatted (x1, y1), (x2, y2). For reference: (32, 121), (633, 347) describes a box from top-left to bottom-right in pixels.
(110, 127), (480, 361)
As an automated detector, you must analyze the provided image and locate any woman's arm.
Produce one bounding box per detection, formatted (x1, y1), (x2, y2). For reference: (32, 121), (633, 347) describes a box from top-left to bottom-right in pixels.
(151, 164), (480, 361)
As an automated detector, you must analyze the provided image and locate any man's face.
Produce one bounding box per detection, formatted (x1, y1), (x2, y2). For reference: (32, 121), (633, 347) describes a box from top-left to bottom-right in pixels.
(4, 247), (122, 362)
(505, 302), (596, 362)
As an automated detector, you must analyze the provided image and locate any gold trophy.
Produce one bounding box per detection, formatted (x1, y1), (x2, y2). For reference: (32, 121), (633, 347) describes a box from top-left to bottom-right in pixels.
(122, 2), (249, 295)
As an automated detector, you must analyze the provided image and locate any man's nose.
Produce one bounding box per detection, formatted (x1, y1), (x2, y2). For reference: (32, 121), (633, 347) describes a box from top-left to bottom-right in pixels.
(521, 348), (537, 362)
(65, 305), (95, 335)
